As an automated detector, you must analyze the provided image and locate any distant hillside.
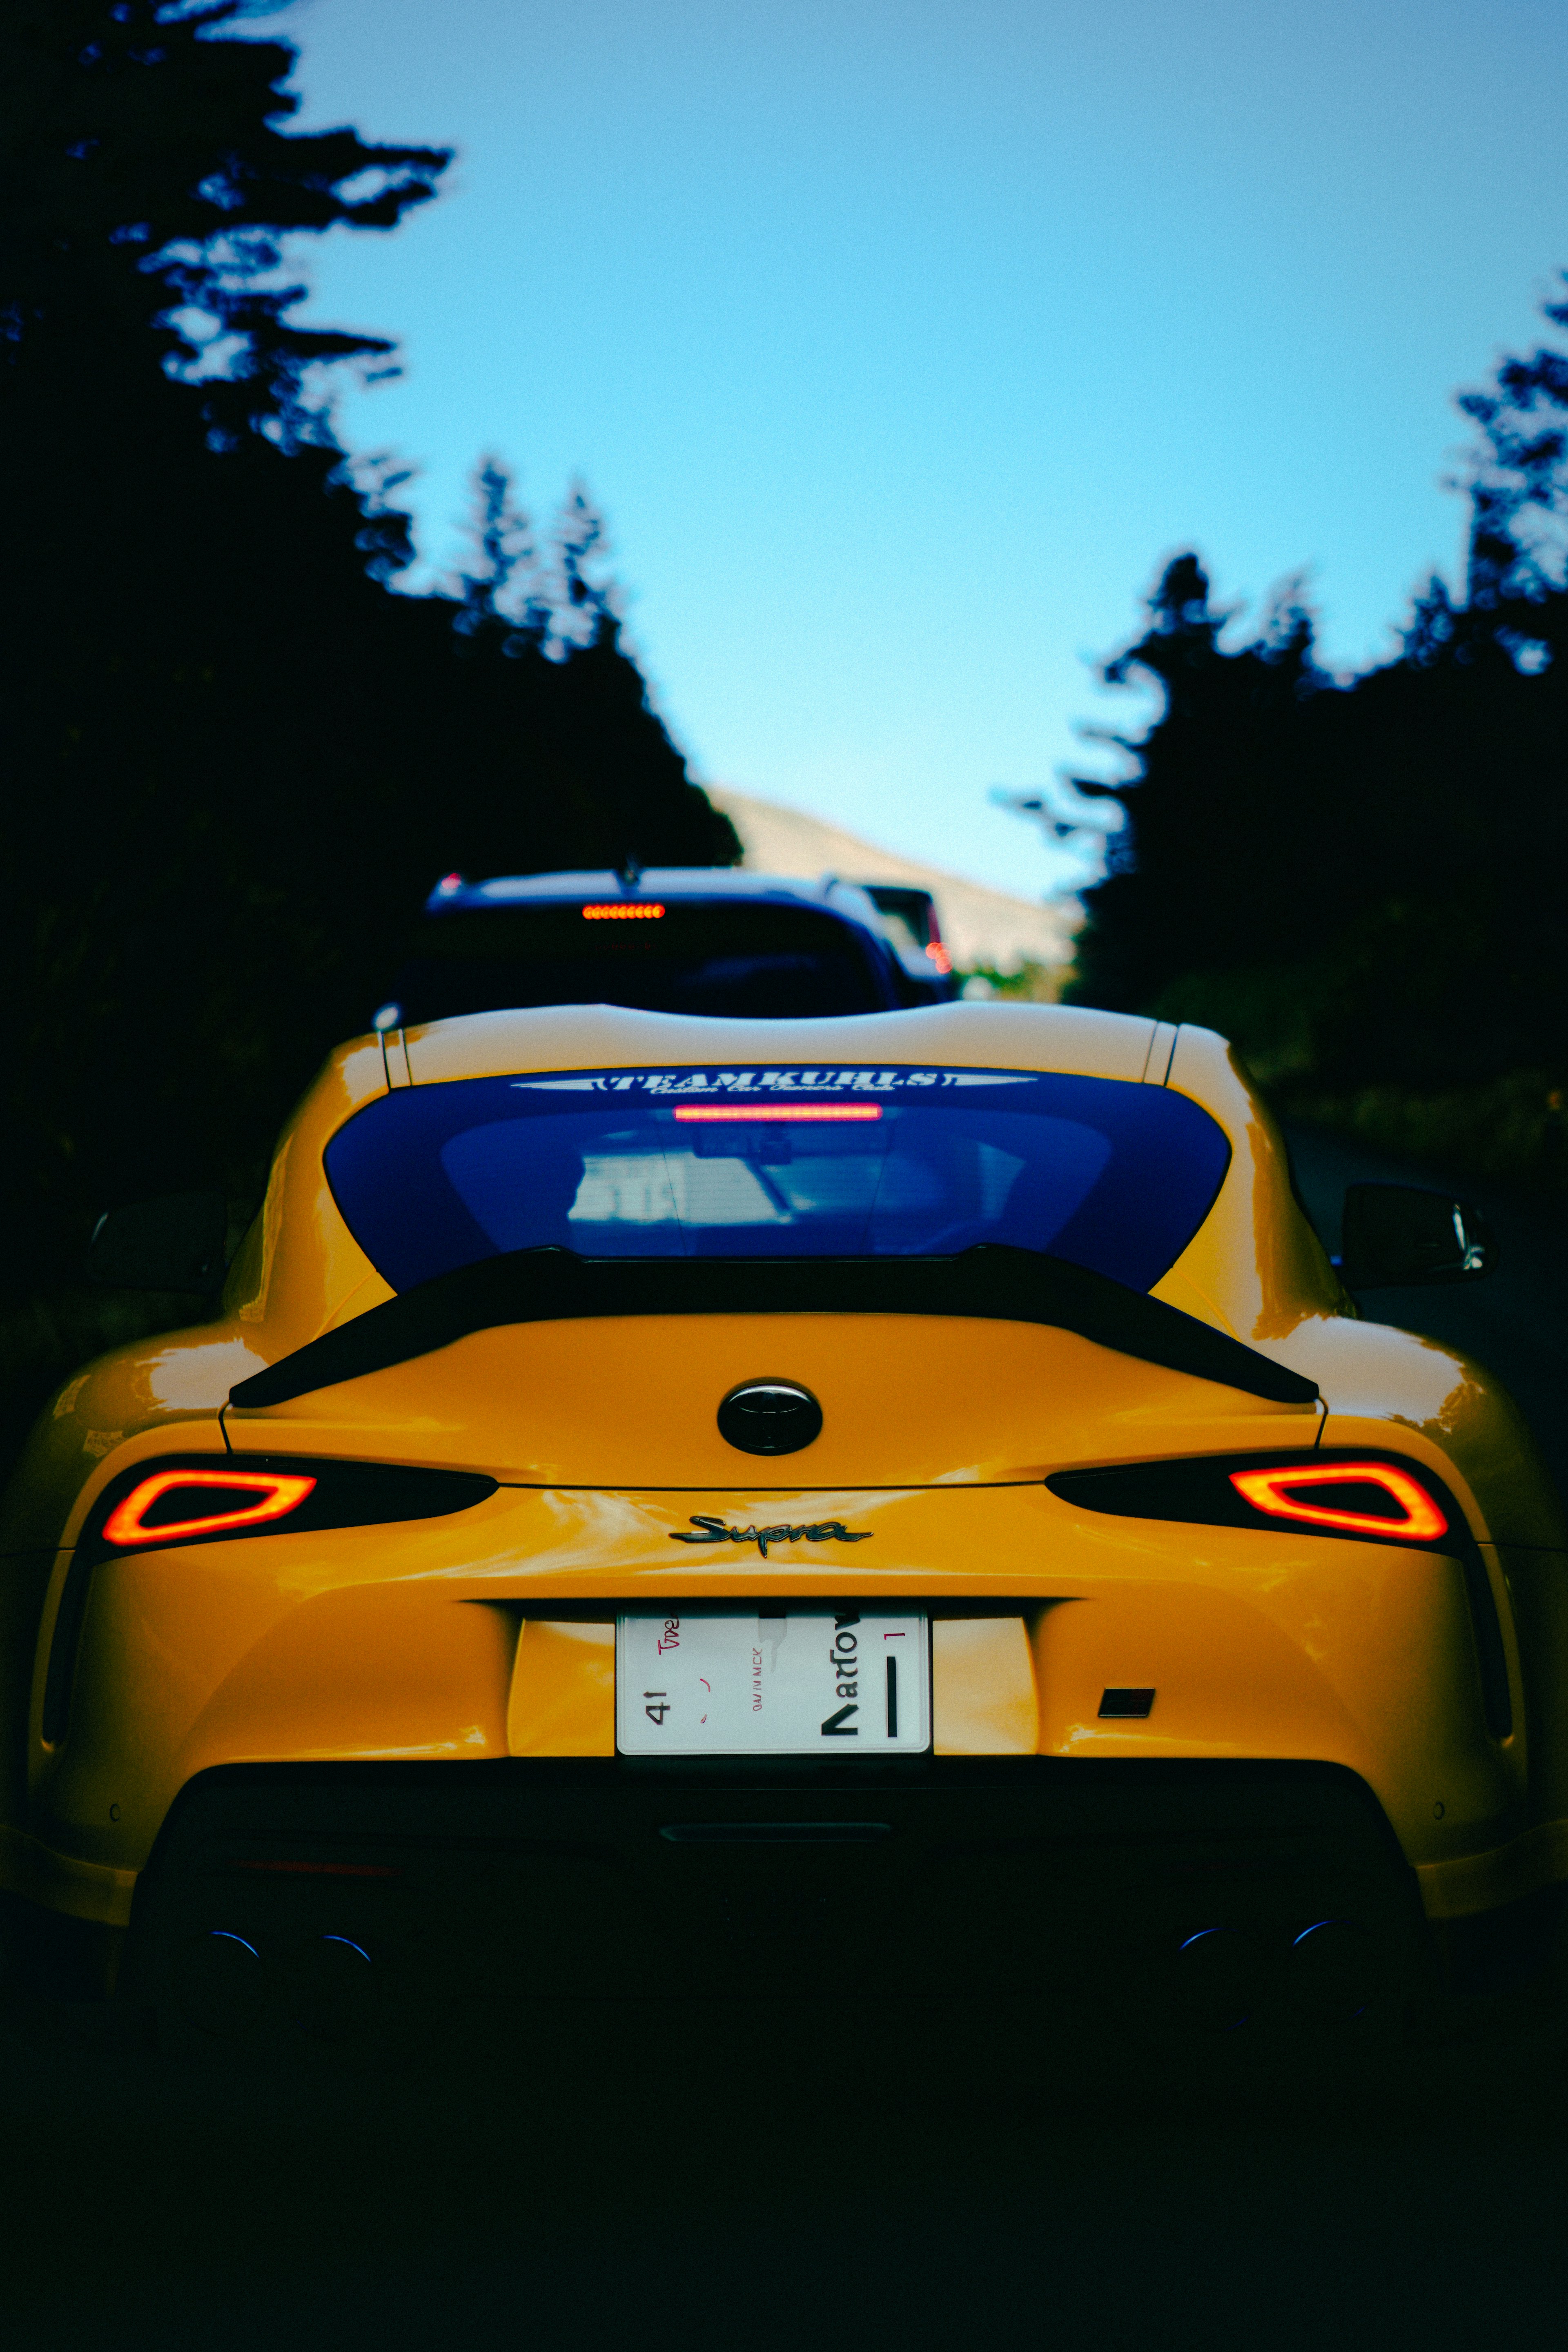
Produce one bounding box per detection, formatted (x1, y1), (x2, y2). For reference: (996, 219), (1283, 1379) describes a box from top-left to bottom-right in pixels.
(708, 788), (1077, 979)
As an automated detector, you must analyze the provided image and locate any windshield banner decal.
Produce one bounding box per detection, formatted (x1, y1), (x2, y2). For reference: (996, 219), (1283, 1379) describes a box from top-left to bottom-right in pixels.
(512, 1066), (1033, 1097)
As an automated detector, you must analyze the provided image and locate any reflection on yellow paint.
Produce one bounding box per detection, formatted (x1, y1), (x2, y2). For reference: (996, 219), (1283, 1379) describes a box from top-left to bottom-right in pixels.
(932, 1619), (1038, 1754)
(508, 1618), (616, 1756)
(145, 1338), (267, 1410)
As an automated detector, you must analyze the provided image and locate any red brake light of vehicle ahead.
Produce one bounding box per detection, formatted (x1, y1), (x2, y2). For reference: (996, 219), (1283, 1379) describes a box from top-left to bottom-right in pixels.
(581, 902), (666, 920)
(101, 1469), (318, 1547)
(925, 942), (953, 973)
(1229, 1461), (1448, 1542)
(672, 1104), (883, 1123)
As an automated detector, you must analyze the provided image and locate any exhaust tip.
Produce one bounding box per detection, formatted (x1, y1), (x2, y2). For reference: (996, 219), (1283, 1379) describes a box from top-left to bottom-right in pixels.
(1172, 1927), (1261, 2032)
(175, 1929), (267, 2038)
(289, 1933), (378, 2044)
(1287, 1918), (1373, 2022)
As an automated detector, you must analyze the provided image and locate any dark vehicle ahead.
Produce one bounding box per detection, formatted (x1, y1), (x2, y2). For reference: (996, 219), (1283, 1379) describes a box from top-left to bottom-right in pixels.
(374, 869), (930, 1027)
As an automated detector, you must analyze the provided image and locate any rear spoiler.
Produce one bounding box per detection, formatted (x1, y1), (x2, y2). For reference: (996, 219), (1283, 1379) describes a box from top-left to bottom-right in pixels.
(228, 1243), (1319, 1411)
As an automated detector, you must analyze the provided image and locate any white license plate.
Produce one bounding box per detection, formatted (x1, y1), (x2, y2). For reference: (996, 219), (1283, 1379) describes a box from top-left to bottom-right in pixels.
(616, 1610), (930, 1756)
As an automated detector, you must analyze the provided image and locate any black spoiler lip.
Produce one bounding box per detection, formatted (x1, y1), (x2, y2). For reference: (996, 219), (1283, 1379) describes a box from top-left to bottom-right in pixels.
(227, 1244), (1319, 1412)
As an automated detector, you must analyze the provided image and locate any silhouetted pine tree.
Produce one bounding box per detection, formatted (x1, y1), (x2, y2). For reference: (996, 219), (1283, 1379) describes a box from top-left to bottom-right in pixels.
(1069, 285), (1568, 1101)
(1069, 557), (1340, 1011)
(0, 2), (737, 1284)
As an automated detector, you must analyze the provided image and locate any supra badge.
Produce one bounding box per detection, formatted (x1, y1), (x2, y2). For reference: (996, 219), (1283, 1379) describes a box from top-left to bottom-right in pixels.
(668, 1512), (872, 1559)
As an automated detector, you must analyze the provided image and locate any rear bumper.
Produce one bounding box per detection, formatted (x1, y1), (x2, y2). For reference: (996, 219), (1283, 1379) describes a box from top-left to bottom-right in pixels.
(114, 1754), (1445, 2022)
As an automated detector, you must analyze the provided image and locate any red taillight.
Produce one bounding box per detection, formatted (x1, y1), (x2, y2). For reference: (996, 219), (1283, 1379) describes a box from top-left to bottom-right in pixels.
(101, 1470), (317, 1547)
(1229, 1461), (1447, 1542)
(581, 902), (666, 920)
(925, 942), (953, 974)
(672, 1104), (882, 1123)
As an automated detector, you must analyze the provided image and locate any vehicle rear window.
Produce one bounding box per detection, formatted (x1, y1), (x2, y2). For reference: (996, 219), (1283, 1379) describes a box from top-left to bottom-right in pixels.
(387, 903), (893, 1023)
(325, 1065), (1232, 1294)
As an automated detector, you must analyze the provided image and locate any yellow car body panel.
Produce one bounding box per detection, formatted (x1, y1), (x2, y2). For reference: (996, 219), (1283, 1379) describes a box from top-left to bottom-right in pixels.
(2, 1002), (1563, 2007)
(25, 1480), (1523, 1918)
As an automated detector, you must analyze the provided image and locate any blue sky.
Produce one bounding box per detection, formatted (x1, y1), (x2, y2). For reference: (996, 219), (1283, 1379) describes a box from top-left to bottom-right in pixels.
(263, 0), (1568, 896)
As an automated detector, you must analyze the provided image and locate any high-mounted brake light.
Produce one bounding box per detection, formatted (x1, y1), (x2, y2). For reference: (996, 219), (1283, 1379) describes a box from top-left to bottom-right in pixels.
(1229, 1461), (1447, 1542)
(673, 1104), (883, 1123)
(101, 1470), (318, 1547)
(581, 902), (666, 920)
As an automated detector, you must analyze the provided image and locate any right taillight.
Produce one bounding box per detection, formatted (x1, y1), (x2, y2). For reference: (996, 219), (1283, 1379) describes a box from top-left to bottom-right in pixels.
(1228, 1460), (1448, 1543)
(1046, 1450), (1459, 1551)
(1046, 1447), (1509, 1740)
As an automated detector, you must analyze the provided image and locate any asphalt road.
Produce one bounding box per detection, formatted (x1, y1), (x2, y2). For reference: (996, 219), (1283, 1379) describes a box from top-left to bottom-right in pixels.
(2, 1124), (1566, 2352)
(2, 1993), (1567, 2350)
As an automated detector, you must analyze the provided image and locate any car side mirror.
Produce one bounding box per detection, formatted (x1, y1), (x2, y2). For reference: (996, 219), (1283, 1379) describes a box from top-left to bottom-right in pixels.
(1339, 1183), (1495, 1288)
(85, 1192), (228, 1294)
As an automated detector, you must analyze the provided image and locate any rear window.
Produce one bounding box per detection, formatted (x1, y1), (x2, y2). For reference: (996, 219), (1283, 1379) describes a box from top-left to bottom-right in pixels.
(325, 1065), (1232, 1295)
(387, 902), (894, 1023)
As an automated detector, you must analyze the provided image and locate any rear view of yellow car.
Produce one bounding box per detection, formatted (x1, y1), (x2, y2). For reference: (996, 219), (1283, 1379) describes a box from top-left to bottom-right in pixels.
(2, 1001), (1563, 2048)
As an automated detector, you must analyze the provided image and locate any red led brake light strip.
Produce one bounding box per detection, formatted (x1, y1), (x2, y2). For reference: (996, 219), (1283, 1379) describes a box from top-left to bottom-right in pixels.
(101, 1470), (317, 1547)
(1229, 1461), (1448, 1541)
(581, 903), (666, 920)
(673, 1105), (882, 1123)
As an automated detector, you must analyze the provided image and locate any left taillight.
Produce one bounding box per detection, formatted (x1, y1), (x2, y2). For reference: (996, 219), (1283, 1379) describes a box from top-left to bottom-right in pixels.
(78, 1454), (498, 1563)
(102, 1468), (319, 1548)
(44, 1457), (501, 1745)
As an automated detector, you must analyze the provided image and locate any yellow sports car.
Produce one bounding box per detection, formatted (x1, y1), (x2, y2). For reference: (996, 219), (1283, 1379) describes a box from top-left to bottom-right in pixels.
(2, 1002), (1563, 2047)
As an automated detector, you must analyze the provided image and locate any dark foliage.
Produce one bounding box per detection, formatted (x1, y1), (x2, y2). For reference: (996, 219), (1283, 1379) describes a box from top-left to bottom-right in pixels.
(1069, 283), (1568, 1112)
(0, 1), (737, 1296)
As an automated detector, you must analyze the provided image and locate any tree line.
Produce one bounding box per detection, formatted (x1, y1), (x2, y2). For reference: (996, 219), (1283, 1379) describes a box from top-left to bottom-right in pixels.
(1065, 288), (1568, 1186)
(0, 0), (738, 1311)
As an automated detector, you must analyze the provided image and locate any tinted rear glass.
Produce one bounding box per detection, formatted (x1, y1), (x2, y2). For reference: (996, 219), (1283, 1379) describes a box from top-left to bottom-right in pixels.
(325, 1065), (1232, 1294)
(390, 903), (893, 1022)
